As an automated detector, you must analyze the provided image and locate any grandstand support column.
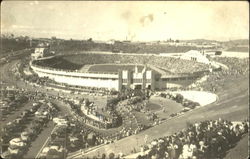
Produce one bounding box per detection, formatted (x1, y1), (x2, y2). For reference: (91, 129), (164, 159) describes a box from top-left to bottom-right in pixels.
(118, 70), (123, 91)
(127, 70), (132, 89)
(151, 71), (155, 91)
(142, 71), (146, 90)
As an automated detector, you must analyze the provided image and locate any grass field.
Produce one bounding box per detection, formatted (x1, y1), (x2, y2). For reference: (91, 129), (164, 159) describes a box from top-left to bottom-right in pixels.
(87, 64), (145, 73)
(148, 96), (183, 118)
(146, 101), (162, 111)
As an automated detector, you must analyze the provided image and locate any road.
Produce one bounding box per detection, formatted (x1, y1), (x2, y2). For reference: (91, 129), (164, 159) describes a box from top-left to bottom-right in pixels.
(23, 121), (55, 159)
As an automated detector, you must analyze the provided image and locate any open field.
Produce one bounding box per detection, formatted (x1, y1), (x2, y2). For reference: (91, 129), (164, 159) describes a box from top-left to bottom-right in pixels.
(148, 96), (183, 117)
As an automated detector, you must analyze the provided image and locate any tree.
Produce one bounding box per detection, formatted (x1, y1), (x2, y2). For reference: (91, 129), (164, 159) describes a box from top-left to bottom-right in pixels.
(87, 38), (93, 42)
(102, 153), (106, 159)
(51, 36), (57, 40)
(175, 94), (184, 103)
(84, 98), (90, 106)
(108, 152), (115, 159)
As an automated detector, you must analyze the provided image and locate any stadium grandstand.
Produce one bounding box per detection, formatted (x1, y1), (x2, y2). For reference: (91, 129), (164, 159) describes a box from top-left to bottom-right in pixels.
(30, 47), (211, 92)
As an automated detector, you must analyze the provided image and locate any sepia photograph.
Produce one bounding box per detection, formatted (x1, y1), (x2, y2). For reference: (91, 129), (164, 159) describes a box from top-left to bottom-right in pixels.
(0, 1), (249, 159)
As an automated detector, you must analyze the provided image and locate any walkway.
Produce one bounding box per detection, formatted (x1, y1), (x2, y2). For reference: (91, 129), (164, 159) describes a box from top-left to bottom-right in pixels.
(224, 134), (248, 159)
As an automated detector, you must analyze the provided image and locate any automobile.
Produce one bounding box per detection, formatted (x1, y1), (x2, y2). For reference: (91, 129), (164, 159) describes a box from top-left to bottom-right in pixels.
(9, 138), (26, 149)
(68, 136), (81, 151)
(8, 147), (25, 157)
(20, 110), (30, 118)
(170, 113), (177, 117)
(21, 131), (31, 142)
(181, 107), (191, 112)
(1, 116), (7, 121)
(1, 132), (14, 144)
(35, 111), (48, 119)
(4, 122), (18, 132)
(30, 107), (37, 113)
(1, 151), (12, 159)
(28, 124), (41, 134)
(49, 138), (65, 147)
(14, 117), (24, 125)
(39, 99), (46, 103)
(39, 147), (50, 158)
(0, 108), (9, 115)
(33, 102), (40, 107)
(53, 118), (68, 126)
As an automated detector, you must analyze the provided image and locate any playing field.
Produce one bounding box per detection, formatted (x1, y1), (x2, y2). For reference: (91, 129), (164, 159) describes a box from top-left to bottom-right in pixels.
(87, 64), (145, 73)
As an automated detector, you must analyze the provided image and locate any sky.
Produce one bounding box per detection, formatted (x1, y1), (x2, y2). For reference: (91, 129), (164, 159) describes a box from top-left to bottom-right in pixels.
(1, 1), (249, 41)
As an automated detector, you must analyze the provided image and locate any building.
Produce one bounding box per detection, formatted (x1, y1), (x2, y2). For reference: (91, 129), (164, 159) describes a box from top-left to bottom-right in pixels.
(180, 50), (210, 64)
(30, 51), (209, 92)
(118, 66), (155, 90)
(31, 48), (49, 60)
(31, 43), (54, 60)
(30, 62), (156, 91)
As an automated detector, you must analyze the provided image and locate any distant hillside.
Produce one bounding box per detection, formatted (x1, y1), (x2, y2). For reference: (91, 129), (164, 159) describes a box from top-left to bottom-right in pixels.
(1, 38), (30, 54)
(181, 39), (219, 43)
(226, 47), (249, 52)
(222, 39), (249, 52)
(222, 39), (249, 46)
(182, 39), (249, 45)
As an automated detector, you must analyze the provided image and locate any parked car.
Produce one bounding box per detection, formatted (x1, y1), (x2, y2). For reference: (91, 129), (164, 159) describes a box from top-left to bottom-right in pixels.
(9, 138), (26, 148)
(21, 131), (32, 142)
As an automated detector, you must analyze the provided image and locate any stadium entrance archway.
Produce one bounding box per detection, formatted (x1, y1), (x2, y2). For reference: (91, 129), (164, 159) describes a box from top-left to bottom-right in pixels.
(147, 85), (151, 89)
(134, 85), (142, 90)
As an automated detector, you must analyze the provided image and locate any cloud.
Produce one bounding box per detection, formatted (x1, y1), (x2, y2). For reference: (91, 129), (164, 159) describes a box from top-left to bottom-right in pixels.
(121, 10), (155, 40)
(121, 10), (131, 20)
(12, 25), (34, 29)
(139, 14), (154, 27)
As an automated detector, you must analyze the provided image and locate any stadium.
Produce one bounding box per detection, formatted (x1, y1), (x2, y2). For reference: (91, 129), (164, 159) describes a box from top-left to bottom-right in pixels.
(30, 48), (211, 91)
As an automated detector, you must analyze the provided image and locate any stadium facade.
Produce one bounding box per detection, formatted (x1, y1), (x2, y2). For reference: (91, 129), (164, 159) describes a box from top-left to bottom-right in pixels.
(31, 62), (157, 91)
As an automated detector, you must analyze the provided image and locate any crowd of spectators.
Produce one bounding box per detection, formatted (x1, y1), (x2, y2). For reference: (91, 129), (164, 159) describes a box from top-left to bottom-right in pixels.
(135, 119), (248, 159)
(68, 98), (121, 129)
(116, 100), (148, 137)
(32, 56), (82, 70)
(194, 57), (249, 93)
(91, 119), (248, 159)
(32, 53), (208, 74)
(114, 43), (198, 54)
(49, 39), (200, 54)
(212, 57), (249, 76)
(16, 59), (116, 96)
